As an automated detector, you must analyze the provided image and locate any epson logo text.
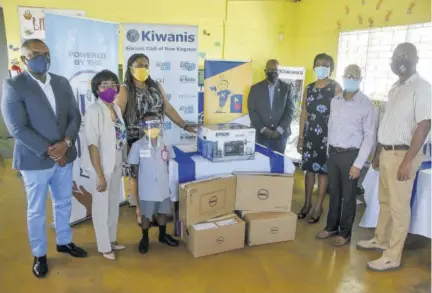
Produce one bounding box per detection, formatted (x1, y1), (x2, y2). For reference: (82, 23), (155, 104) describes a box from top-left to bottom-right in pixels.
(216, 132), (229, 137)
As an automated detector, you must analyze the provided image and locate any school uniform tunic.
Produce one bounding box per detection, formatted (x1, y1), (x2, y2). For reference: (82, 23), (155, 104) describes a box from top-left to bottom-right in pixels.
(128, 137), (172, 219)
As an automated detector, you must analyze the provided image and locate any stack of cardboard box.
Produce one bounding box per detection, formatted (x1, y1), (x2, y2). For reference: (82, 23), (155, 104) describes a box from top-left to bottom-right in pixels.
(180, 175), (245, 258)
(179, 173), (297, 258)
(236, 174), (297, 247)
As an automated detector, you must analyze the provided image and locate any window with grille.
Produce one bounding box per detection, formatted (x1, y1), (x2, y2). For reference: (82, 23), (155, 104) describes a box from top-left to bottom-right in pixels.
(336, 22), (432, 101)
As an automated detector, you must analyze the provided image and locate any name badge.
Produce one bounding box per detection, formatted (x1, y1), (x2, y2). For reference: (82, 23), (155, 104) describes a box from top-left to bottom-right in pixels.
(139, 149), (151, 158)
(161, 146), (169, 161)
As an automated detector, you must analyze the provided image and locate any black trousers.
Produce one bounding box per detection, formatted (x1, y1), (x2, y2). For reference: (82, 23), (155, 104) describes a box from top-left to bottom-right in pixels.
(325, 149), (359, 238)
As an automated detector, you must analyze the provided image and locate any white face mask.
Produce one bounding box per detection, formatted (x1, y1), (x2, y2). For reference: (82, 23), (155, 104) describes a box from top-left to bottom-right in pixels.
(314, 66), (330, 80)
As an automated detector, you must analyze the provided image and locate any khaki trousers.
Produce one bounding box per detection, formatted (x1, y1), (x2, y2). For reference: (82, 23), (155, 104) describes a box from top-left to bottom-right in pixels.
(375, 149), (423, 261)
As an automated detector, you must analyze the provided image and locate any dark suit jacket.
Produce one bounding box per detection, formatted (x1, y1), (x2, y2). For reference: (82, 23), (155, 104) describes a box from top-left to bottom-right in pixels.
(247, 79), (294, 140)
(1, 71), (81, 170)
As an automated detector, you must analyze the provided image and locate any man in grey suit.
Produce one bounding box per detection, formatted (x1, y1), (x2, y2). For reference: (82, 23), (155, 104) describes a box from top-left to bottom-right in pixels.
(248, 59), (295, 153)
(1, 39), (87, 279)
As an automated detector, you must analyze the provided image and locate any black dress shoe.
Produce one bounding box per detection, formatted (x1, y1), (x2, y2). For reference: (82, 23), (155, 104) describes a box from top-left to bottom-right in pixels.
(159, 234), (179, 247)
(138, 237), (149, 254)
(33, 255), (48, 278)
(56, 243), (88, 258)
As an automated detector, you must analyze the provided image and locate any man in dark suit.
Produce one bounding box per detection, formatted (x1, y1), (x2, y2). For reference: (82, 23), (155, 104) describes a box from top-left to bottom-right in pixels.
(247, 59), (295, 153)
(1, 39), (87, 279)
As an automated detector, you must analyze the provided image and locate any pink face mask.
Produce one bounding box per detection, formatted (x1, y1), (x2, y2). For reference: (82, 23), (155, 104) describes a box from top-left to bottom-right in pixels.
(99, 88), (117, 103)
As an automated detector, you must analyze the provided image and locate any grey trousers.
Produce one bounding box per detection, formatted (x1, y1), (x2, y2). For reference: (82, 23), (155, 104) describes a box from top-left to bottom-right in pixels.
(325, 149), (359, 238)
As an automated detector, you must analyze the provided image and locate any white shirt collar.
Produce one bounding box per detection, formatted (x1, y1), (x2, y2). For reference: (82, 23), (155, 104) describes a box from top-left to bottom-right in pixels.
(27, 71), (51, 86)
(395, 72), (419, 86)
(336, 90), (364, 102)
(268, 80), (279, 88)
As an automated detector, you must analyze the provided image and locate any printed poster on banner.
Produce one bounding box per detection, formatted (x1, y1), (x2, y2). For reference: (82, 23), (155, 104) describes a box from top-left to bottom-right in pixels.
(18, 6), (85, 41)
(45, 13), (123, 224)
(123, 23), (199, 145)
(278, 66), (306, 108)
(204, 60), (253, 126)
(278, 66), (306, 162)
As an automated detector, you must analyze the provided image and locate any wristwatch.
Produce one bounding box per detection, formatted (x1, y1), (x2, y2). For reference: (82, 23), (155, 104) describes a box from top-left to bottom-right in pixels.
(64, 138), (73, 148)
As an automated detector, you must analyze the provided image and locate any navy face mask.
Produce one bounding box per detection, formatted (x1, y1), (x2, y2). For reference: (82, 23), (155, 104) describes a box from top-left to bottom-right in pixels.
(26, 55), (50, 74)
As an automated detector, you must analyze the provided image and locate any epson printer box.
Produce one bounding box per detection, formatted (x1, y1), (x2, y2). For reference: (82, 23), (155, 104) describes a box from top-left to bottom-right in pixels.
(197, 124), (256, 162)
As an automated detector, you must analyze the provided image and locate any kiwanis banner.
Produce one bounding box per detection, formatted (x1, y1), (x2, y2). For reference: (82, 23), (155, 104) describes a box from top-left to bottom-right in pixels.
(45, 14), (124, 224)
(123, 23), (199, 145)
(278, 66), (306, 108)
(204, 60), (253, 125)
(278, 66), (306, 162)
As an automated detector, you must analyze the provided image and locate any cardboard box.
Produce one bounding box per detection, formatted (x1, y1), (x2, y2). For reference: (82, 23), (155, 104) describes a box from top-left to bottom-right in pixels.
(183, 214), (245, 258)
(179, 175), (236, 227)
(240, 211), (297, 246)
(235, 173), (294, 212)
(197, 123), (256, 162)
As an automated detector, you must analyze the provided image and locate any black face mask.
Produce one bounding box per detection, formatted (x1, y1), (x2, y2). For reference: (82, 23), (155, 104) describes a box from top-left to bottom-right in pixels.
(266, 71), (278, 83)
(391, 59), (412, 76)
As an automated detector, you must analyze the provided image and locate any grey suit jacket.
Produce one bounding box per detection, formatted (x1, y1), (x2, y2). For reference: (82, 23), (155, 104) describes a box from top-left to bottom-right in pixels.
(1, 71), (81, 170)
(247, 79), (294, 138)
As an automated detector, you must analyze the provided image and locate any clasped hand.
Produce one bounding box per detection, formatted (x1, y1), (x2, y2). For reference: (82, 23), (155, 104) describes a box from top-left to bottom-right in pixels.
(264, 129), (281, 140)
(48, 141), (68, 167)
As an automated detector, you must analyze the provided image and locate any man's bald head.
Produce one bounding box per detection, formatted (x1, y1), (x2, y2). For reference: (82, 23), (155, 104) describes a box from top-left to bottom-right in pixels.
(391, 42), (418, 78)
(344, 64), (362, 79)
(266, 59), (279, 68)
(394, 42), (418, 60)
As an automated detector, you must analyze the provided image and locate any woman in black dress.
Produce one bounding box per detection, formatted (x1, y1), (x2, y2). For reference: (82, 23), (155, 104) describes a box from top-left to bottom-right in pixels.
(115, 53), (195, 147)
(297, 54), (342, 223)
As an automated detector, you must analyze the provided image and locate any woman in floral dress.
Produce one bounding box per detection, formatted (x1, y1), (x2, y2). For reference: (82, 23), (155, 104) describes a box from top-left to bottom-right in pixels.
(297, 54), (342, 223)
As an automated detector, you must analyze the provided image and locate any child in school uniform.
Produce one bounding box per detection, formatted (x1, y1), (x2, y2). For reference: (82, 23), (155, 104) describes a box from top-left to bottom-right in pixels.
(128, 112), (179, 254)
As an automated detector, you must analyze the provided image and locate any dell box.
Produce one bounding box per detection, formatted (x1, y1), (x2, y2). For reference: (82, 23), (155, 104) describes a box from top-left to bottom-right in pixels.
(179, 175), (237, 227)
(239, 211), (297, 246)
(182, 214), (246, 258)
(235, 173), (294, 212)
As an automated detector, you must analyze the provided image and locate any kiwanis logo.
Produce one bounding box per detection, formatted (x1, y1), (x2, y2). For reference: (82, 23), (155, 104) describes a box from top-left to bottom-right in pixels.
(126, 29), (140, 43)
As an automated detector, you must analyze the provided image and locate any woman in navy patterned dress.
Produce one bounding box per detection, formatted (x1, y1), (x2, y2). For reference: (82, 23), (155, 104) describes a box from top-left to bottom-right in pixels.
(297, 54), (342, 223)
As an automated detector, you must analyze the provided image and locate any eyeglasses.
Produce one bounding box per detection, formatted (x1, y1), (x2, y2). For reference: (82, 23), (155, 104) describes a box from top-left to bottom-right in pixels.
(99, 83), (119, 89)
(343, 74), (361, 80)
(391, 54), (409, 61)
(28, 52), (50, 59)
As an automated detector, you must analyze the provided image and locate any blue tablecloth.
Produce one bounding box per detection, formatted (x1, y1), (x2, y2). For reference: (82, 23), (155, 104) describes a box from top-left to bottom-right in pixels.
(360, 160), (432, 238)
(168, 143), (295, 202)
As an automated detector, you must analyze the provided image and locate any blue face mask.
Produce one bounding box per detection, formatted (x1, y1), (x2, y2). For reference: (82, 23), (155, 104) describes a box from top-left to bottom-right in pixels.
(26, 55), (50, 74)
(343, 78), (361, 92)
(314, 66), (330, 80)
